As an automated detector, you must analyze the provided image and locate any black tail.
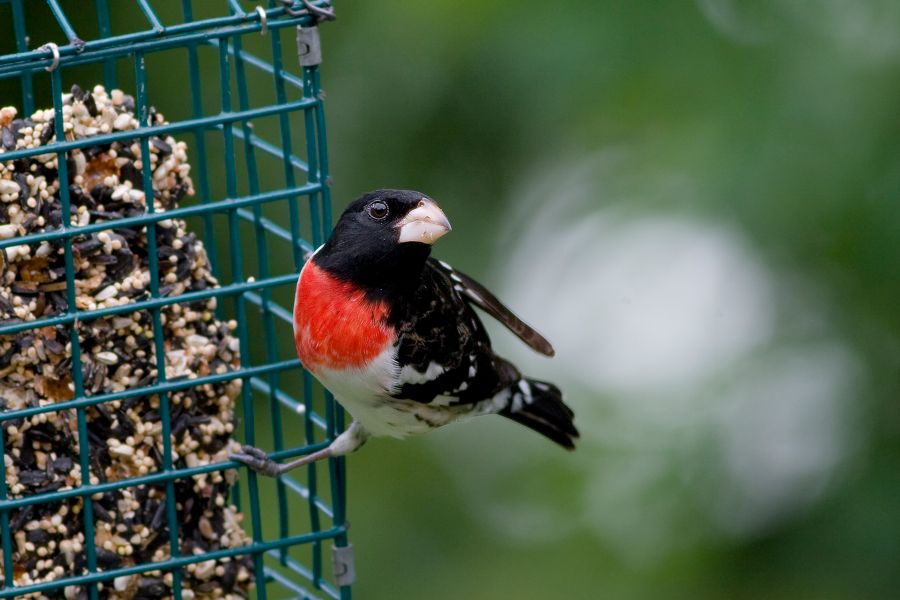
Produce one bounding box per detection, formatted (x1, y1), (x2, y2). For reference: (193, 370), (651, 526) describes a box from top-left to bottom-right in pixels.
(500, 379), (579, 450)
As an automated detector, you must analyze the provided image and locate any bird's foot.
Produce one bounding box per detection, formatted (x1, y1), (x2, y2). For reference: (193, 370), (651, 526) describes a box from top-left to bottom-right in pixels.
(230, 445), (284, 477)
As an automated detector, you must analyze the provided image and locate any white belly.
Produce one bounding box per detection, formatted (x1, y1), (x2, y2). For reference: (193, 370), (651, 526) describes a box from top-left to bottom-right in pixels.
(310, 345), (460, 438)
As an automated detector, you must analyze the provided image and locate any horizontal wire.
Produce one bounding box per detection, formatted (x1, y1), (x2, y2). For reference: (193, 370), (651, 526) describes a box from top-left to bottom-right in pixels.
(0, 524), (347, 599)
(266, 550), (340, 599)
(0, 272), (298, 335)
(0, 97), (317, 164)
(0, 358), (299, 421)
(0, 182), (321, 252)
(0, 436), (331, 512)
(209, 38), (306, 90)
(230, 126), (310, 172)
(264, 563), (330, 600)
(0, 6), (310, 72)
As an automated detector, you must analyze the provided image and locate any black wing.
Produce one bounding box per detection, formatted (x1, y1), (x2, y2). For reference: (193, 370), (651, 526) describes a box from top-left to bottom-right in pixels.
(390, 260), (520, 405)
(429, 259), (554, 356)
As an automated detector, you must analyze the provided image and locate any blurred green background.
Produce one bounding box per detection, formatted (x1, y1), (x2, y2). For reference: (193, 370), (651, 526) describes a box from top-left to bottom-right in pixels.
(4, 0), (900, 598)
(320, 3), (900, 598)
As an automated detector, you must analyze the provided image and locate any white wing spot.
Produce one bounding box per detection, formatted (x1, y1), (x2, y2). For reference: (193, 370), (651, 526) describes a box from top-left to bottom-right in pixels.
(431, 394), (456, 407)
(399, 361), (447, 385)
(488, 388), (512, 412)
(438, 260), (452, 270)
(465, 289), (485, 304)
(518, 380), (534, 404)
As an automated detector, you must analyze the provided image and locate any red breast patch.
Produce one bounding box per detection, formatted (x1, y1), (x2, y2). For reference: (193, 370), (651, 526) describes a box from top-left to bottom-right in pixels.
(293, 261), (394, 370)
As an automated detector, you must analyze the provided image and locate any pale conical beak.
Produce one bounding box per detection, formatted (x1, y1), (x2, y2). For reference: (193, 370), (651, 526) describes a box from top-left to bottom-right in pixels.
(396, 198), (452, 245)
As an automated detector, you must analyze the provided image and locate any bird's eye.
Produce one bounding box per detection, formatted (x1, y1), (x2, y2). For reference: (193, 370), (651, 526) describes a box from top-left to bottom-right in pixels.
(366, 200), (389, 220)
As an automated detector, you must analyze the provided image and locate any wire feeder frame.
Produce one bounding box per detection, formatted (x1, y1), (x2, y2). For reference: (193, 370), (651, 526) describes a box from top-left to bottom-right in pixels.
(0, 1), (348, 599)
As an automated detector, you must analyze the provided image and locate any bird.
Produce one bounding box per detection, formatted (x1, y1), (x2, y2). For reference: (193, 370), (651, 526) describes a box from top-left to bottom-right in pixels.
(230, 189), (578, 476)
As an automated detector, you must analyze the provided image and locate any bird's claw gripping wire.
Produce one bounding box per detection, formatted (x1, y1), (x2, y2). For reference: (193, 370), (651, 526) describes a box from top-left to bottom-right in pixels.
(230, 445), (284, 477)
(230, 443), (335, 477)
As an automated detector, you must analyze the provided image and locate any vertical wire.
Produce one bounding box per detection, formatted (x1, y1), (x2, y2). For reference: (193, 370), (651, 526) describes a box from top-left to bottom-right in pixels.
(136, 0), (165, 33)
(51, 66), (100, 600)
(269, 10), (325, 585)
(218, 38), (268, 600)
(95, 0), (117, 90)
(308, 64), (351, 600)
(180, 0), (222, 299)
(10, 0), (33, 115)
(0, 425), (13, 590)
(301, 65), (322, 250)
(311, 68), (331, 245)
(133, 52), (184, 600)
(301, 363), (322, 583)
(301, 60), (325, 589)
(230, 32), (291, 565)
(267, 9), (305, 268)
(45, 0), (80, 46)
(311, 67), (346, 521)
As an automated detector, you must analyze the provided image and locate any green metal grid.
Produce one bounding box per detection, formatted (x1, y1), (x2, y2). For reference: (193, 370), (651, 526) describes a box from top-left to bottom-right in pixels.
(0, 1), (349, 599)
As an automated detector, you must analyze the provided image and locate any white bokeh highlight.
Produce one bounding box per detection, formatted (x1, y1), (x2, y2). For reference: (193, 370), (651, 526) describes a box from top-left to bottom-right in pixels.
(430, 151), (863, 564)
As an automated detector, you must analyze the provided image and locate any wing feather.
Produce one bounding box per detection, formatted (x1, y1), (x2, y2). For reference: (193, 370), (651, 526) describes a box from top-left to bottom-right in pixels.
(429, 259), (555, 357)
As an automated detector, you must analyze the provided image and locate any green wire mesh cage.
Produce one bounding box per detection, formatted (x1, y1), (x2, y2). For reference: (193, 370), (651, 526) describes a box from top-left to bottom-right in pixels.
(0, 1), (350, 598)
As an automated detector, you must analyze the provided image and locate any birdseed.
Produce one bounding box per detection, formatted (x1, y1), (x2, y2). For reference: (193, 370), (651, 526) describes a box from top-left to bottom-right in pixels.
(0, 85), (253, 599)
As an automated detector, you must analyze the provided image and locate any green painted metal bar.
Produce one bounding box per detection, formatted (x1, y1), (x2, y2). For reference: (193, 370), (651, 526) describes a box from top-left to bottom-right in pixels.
(267, 10), (306, 271)
(236, 206), (315, 254)
(95, 0), (117, 89)
(218, 38), (270, 600)
(309, 63), (350, 600)
(227, 0), (247, 17)
(0, 18), (303, 80)
(0, 182), (321, 251)
(230, 125), (310, 173)
(181, 0), (223, 290)
(0, 426), (13, 589)
(0, 450), (331, 516)
(298, 60), (327, 590)
(51, 66), (100, 600)
(0, 436), (331, 513)
(248, 377), (330, 432)
(0, 526), (348, 599)
(45, 0), (80, 46)
(137, 0), (165, 33)
(0, 97), (317, 163)
(9, 0), (33, 115)
(0, 5), (310, 69)
(0, 272), (300, 336)
(0, 358), (302, 422)
(270, 550), (341, 599)
(302, 351), (325, 586)
(232, 30), (294, 566)
(134, 51), (184, 600)
(307, 67), (350, 600)
(279, 475), (335, 519)
(312, 68), (333, 245)
(302, 68), (323, 249)
(264, 564), (330, 600)
(210, 37), (306, 90)
(246, 289), (296, 327)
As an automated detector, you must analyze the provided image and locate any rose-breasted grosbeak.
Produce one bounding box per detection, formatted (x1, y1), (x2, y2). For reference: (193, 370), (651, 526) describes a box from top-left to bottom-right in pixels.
(231, 190), (578, 475)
